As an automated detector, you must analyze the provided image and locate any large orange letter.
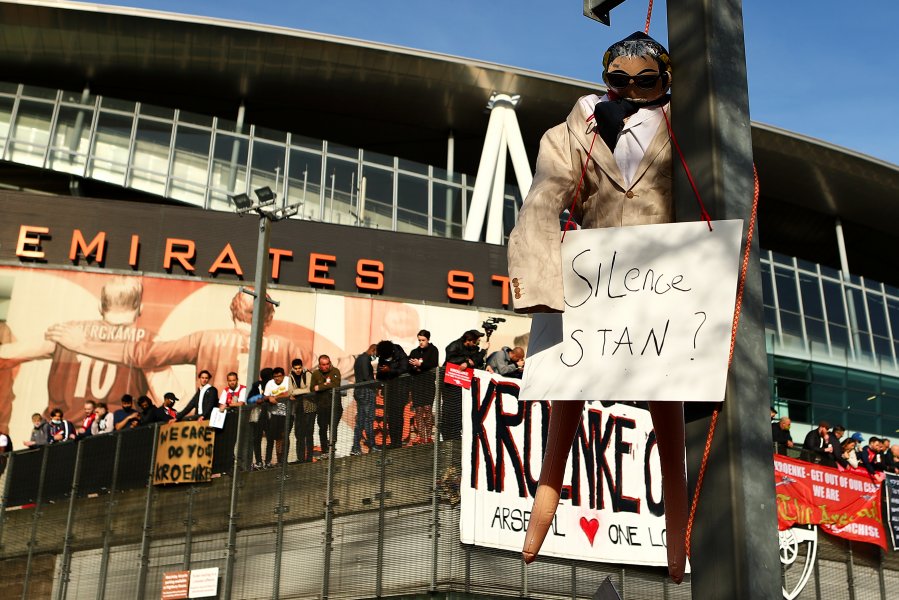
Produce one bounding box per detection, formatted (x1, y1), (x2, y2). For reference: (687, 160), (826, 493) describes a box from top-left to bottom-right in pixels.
(209, 243), (243, 275)
(129, 234), (140, 267)
(308, 253), (336, 286)
(491, 274), (510, 307)
(164, 238), (196, 272)
(269, 248), (293, 280)
(356, 259), (384, 291)
(447, 270), (474, 301)
(16, 225), (49, 259)
(69, 229), (106, 264)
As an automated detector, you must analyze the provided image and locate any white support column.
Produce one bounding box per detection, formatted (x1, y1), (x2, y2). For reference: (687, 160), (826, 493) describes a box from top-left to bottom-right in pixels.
(485, 133), (508, 244)
(463, 93), (532, 243)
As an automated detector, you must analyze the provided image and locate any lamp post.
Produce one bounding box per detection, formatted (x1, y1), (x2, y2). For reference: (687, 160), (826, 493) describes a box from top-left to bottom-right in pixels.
(222, 186), (299, 600)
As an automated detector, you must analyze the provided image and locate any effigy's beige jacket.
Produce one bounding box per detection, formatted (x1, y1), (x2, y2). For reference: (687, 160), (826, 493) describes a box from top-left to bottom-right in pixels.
(507, 95), (673, 313)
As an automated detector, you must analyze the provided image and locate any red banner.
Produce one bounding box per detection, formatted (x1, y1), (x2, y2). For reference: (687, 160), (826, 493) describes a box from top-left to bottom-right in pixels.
(774, 455), (885, 549)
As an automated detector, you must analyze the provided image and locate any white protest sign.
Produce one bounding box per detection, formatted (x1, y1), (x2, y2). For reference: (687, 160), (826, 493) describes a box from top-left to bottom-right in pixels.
(460, 370), (682, 569)
(519, 220), (743, 402)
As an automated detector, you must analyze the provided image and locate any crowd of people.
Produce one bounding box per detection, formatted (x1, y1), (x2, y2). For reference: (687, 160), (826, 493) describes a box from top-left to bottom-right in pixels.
(771, 408), (899, 481)
(0, 327), (527, 471)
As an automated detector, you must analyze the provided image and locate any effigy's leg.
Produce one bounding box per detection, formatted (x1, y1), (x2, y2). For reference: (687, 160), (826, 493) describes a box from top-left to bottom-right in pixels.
(648, 400), (687, 583)
(522, 399), (585, 563)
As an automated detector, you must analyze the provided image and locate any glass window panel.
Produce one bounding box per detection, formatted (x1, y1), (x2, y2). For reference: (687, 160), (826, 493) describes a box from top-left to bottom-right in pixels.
(779, 310), (803, 338)
(881, 376), (899, 397)
(805, 317), (827, 346)
(822, 280), (847, 326)
(21, 85), (57, 100)
(60, 89), (95, 106)
(247, 140), (286, 199)
(798, 273), (824, 319)
(883, 415), (899, 438)
(885, 283), (899, 298)
(48, 105), (94, 174)
(774, 358), (809, 380)
(99, 97), (135, 113)
(359, 165), (394, 229)
(0, 82), (18, 94)
(0, 96), (17, 145)
(129, 118), (173, 195)
(432, 182), (463, 238)
(178, 111), (213, 128)
(763, 306), (777, 331)
(873, 336), (893, 368)
(137, 104), (174, 120)
(771, 252), (792, 266)
(504, 192), (521, 240)
(209, 133), (249, 207)
(285, 148), (323, 221)
(327, 142), (358, 160)
(291, 134), (323, 152)
(866, 292), (889, 337)
(217, 117), (247, 135)
(254, 126), (286, 143)
(846, 411), (878, 434)
(397, 157), (428, 175)
(796, 258), (817, 272)
(786, 400), (811, 424)
(88, 111), (134, 185)
(761, 262), (775, 308)
(829, 323), (849, 349)
(169, 124), (211, 205)
(8, 100), (54, 166)
(888, 299), (899, 341)
(396, 173), (428, 234)
(362, 149), (394, 167)
(322, 157), (359, 225)
(774, 267), (800, 312)
(810, 364), (845, 387)
(810, 383), (843, 407)
(813, 407), (845, 429)
(819, 264), (840, 279)
(847, 369), (879, 392)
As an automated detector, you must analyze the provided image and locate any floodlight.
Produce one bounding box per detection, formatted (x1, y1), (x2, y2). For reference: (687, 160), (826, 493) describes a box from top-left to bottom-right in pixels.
(254, 186), (276, 206)
(583, 0), (627, 26)
(231, 192), (252, 211)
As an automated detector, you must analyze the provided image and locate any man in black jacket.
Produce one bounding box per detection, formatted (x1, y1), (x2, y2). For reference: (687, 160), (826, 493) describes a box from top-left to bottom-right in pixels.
(376, 340), (409, 449)
(177, 370), (219, 421)
(802, 421), (835, 466)
(441, 330), (488, 440)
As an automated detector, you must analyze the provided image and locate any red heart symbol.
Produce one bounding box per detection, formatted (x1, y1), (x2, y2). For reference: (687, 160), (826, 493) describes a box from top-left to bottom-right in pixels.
(579, 516), (599, 545)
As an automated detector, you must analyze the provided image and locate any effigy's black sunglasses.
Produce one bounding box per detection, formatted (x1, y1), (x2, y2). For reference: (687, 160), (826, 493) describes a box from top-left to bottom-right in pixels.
(604, 71), (662, 89)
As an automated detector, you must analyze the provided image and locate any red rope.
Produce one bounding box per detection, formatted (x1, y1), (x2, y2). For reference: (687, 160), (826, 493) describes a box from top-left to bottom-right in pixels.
(684, 164), (760, 559)
(644, 0), (654, 34)
(661, 106), (713, 231)
(560, 130), (599, 242)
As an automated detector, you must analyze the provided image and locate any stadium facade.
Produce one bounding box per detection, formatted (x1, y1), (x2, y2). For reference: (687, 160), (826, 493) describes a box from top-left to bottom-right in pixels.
(1, 2), (899, 599)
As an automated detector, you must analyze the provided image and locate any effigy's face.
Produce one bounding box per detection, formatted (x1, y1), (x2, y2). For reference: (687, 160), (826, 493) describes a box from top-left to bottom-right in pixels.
(604, 55), (669, 103)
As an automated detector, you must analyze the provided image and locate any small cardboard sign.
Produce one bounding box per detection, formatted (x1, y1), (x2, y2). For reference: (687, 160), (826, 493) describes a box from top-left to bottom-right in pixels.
(153, 422), (215, 485)
(443, 362), (473, 389)
(161, 571), (189, 600)
(520, 220), (743, 402)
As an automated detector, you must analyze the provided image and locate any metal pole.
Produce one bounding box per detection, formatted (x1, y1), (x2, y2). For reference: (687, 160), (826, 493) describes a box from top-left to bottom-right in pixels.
(136, 423), (161, 600)
(245, 214), (271, 394)
(375, 382), (389, 599)
(96, 434), (123, 600)
(182, 486), (196, 572)
(666, 1), (781, 598)
(22, 447), (50, 600)
(320, 387), (338, 600)
(428, 368), (441, 592)
(55, 440), (85, 600)
(271, 408), (292, 600)
(0, 451), (14, 554)
(223, 405), (247, 600)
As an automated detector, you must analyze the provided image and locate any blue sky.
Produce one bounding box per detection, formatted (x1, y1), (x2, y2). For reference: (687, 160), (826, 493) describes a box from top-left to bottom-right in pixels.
(75, 0), (899, 166)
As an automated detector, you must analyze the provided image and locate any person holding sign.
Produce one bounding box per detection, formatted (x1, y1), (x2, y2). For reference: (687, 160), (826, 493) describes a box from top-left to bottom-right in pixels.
(507, 32), (689, 583)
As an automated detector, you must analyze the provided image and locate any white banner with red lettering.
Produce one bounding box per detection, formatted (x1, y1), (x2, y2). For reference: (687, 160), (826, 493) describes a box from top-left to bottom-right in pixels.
(460, 370), (679, 568)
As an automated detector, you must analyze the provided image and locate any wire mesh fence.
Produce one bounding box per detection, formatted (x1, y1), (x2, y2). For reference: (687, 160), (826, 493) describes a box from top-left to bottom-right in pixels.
(0, 369), (895, 599)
